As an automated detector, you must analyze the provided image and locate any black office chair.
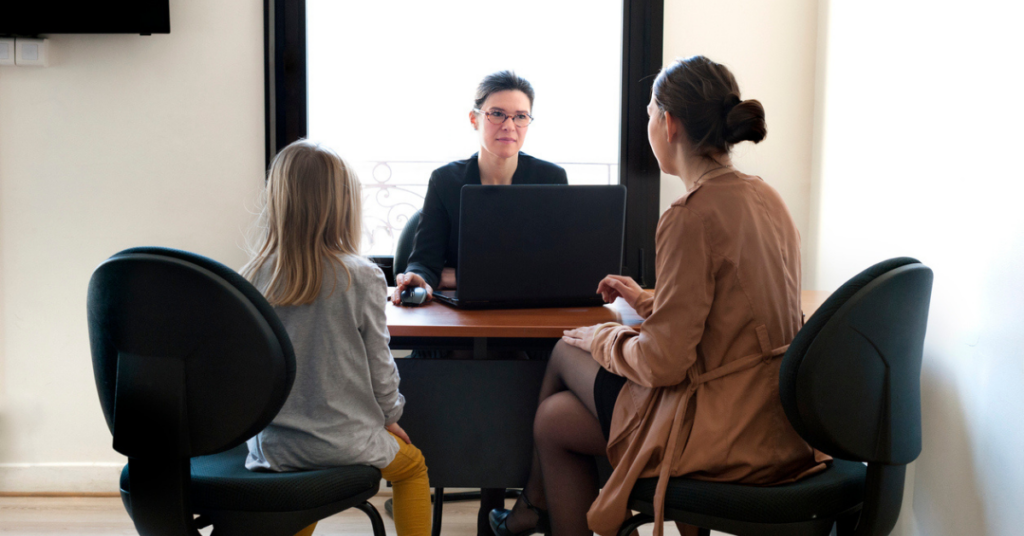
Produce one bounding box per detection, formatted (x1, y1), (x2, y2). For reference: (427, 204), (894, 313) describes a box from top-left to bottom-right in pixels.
(393, 209), (422, 279)
(87, 247), (386, 536)
(617, 257), (933, 536)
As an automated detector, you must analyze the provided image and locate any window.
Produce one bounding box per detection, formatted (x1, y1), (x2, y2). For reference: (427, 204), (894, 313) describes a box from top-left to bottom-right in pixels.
(265, 0), (662, 285)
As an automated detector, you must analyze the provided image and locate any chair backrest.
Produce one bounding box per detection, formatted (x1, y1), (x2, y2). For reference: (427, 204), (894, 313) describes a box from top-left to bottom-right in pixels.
(87, 246), (296, 460)
(779, 257), (933, 465)
(393, 209), (422, 277)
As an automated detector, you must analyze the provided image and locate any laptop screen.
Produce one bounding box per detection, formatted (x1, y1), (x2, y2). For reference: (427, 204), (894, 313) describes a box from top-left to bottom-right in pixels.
(456, 185), (626, 305)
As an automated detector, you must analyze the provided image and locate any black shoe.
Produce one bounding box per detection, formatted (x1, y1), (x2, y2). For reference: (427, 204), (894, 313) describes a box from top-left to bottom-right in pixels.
(488, 493), (550, 536)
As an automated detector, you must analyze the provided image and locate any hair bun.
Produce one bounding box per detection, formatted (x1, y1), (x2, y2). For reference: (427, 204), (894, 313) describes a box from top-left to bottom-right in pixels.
(721, 93), (741, 115)
(725, 99), (767, 144)
(653, 56), (766, 156)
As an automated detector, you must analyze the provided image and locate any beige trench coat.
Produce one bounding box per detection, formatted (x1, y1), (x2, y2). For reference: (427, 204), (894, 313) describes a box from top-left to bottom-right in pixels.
(588, 170), (830, 536)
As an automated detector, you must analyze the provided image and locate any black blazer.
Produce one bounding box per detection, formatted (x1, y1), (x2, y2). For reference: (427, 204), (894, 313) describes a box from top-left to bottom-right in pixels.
(404, 152), (568, 288)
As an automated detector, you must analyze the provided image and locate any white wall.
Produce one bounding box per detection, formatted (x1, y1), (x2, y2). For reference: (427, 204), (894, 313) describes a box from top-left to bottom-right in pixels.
(0, 0), (264, 491)
(813, 1), (1024, 535)
(663, 1), (1024, 534)
(661, 0), (820, 287)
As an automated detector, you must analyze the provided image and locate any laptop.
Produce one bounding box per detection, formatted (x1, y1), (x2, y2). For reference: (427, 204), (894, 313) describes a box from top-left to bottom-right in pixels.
(433, 184), (627, 309)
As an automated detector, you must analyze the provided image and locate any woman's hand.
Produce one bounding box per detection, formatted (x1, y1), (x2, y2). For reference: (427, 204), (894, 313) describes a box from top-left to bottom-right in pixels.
(386, 422), (412, 446)
(562, 324), (602, 353)
(392, 273), (434, 305)
(439, 267), (457, 290)
(597, 275), (644, 308)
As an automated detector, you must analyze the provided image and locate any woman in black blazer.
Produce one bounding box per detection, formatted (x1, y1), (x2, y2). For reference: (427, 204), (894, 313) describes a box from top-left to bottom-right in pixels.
(391, 70), (567, 304)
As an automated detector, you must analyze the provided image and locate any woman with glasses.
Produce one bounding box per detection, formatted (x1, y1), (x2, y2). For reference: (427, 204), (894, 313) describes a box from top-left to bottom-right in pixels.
(389, 70), (567, 536)
(391, 70), (567, 305)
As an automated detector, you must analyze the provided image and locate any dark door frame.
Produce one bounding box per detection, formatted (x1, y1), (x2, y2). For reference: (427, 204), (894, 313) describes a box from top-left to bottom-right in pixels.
(263, 0), (663, 286)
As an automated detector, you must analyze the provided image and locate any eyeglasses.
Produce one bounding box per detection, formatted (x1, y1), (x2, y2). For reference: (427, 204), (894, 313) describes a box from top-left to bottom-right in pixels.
(474, 109), (534, 127)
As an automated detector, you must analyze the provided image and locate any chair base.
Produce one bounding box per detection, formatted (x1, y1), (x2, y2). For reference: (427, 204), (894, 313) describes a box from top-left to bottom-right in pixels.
(617, 510), (847, 536)
(190, 491), (383, 536)
(122, 488), (383, 536)
(121, 486), (384, 536)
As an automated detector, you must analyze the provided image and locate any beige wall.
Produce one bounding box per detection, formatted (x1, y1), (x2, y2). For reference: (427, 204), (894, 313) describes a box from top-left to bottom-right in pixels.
(0, 0), (264, 491)
(813, 1), (1024, 535)
(660, 0), (820, 288)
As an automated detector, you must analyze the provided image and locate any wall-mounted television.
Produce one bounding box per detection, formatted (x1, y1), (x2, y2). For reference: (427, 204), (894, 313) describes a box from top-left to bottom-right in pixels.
(0, 1), (170, 36)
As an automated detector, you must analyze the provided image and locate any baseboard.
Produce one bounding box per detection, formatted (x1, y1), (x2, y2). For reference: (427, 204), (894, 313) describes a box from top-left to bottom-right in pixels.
(0, 462), (125, 494)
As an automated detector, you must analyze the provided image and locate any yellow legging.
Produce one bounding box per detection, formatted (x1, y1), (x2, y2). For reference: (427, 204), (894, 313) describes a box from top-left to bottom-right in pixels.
(293, 432), (431, 536)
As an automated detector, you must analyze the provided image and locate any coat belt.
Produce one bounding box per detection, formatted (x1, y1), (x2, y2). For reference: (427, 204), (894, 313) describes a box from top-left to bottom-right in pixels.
(649, 324), (789, 536)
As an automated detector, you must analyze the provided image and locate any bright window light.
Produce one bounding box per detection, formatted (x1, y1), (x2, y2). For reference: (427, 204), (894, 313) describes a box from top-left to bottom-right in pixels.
(308, 0), (623, 255)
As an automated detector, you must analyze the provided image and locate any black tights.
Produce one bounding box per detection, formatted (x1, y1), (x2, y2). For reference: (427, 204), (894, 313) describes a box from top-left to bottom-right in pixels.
(506, 343), (703, 536)
(506, 340), (608, 536)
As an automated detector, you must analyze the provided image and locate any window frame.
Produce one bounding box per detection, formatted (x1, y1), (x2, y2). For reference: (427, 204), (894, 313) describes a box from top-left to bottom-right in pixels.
(264, 0), (663, 287)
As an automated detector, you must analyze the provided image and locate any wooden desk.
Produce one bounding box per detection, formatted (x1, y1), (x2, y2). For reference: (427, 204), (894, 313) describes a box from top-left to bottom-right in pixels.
(386, 296), (642, 338)
(387, 289), (829, 338)
(801, 290), (830, 321)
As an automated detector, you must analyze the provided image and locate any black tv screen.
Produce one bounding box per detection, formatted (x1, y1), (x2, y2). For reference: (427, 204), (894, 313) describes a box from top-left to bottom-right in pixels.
(0, 1), (170, 36)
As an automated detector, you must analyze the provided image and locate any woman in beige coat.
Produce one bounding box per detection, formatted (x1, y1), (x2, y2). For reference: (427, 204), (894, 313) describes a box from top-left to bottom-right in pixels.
(488, 56), (829, 536)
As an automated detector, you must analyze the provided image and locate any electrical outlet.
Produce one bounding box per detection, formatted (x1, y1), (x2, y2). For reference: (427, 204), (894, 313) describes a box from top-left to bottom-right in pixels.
(15, 38), (49, 67)
(0, 38), (15, 66)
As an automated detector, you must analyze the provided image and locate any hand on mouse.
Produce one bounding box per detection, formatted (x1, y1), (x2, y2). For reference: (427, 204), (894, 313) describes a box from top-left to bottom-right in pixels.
(392, 273), (433, 306)
(596, 275), (644, 307)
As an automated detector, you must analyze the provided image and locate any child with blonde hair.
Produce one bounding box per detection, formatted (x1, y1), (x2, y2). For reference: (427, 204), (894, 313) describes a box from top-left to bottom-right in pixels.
(242, 140), (430, 536)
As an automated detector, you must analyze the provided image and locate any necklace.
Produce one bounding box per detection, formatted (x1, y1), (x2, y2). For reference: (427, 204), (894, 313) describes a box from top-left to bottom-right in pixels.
(690, 165), (732, 191)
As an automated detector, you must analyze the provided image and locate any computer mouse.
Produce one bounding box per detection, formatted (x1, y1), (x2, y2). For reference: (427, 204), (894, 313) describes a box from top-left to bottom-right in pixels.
(400, 286), (428, 306)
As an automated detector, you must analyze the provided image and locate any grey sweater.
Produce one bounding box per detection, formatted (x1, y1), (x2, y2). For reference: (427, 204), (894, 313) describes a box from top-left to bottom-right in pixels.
(246, 255), (404, 471)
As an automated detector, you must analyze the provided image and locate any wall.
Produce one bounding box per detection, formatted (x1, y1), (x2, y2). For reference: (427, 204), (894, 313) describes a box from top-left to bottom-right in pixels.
(663, 1), (1024, 534)
(813, 1), (1024, 535)
(660, 0), (820, 287)
(0, 0), (264, 491)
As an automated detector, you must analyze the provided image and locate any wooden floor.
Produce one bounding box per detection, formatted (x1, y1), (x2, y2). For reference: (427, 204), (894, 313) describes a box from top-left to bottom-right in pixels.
(0, 492), (700, 536)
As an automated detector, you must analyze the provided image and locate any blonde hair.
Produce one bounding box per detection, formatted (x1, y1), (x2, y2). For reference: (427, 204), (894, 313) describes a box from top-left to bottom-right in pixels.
(241, 140), (363, 306)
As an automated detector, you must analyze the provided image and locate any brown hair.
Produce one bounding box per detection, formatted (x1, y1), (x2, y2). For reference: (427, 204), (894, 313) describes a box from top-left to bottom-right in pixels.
(241, 140), (363, 306)
(653, 55), (766, 158)
(474, 70), (535, 111)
